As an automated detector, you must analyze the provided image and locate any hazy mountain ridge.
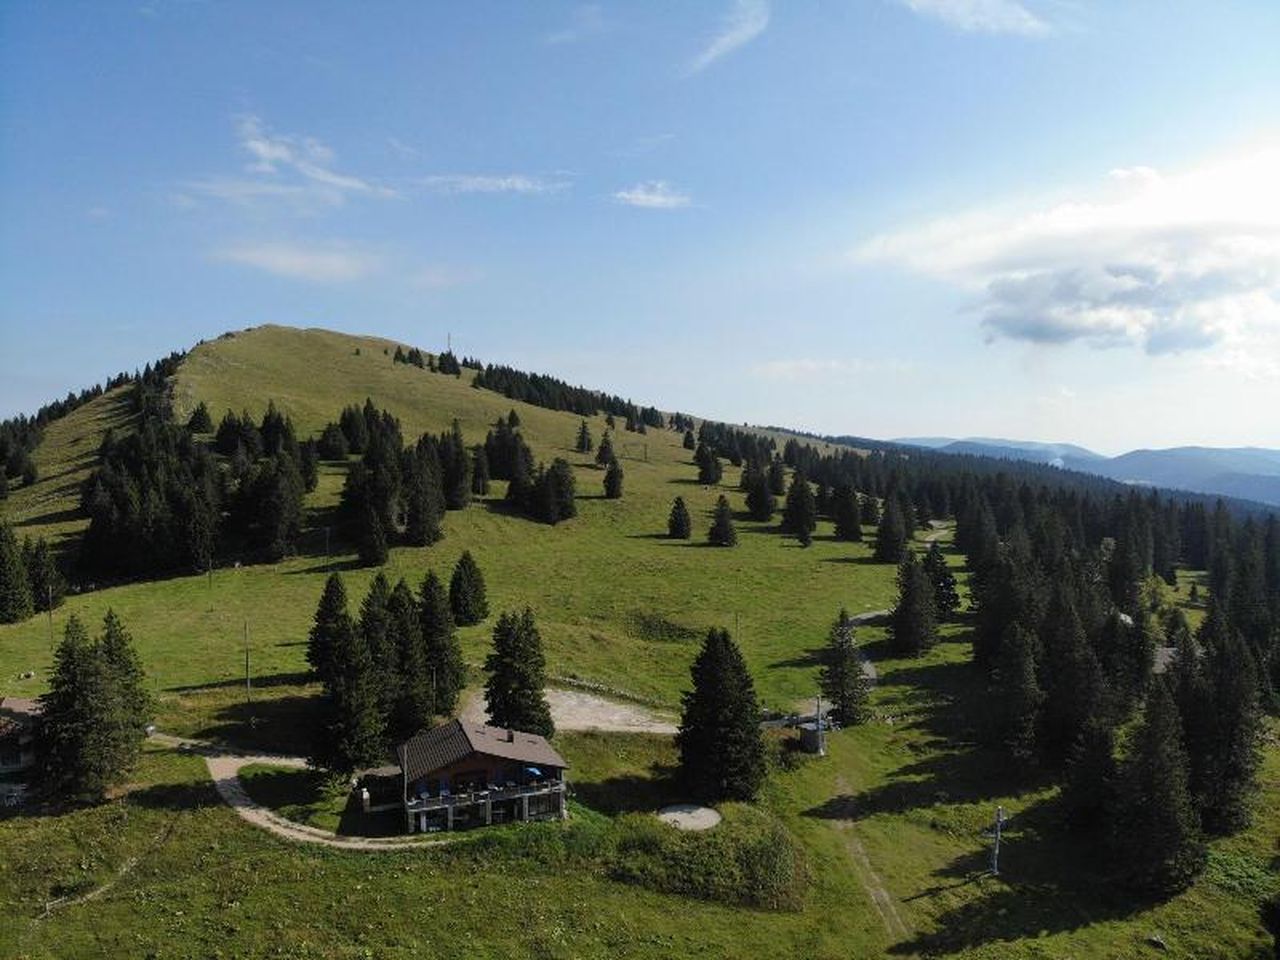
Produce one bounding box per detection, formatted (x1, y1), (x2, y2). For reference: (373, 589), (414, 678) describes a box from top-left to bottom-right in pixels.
(894, 437), (1280, 506)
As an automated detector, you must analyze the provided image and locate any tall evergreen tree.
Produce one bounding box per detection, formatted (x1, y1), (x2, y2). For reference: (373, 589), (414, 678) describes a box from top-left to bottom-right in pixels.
(595, 433), (616, 467)
(668, 496), (692, 539)
(603, 460), (624, 499)
(1060, 719), (1117, 830)
(676, 628), (766, 801)
(312, 614), (386, 773)
(922, 541), (960, 620)
(440, 419), (472, 510)
(358, 502), (389, 566)
(708, 495), (738, 547)
(744, 467), (776, 522)
(874, 498), (908, 564)
(0, 520), (32, 623)
(484, 608), (554, 737)
(695, 442), (723, 486)
(831, 483), (863, 542)
(388, 578), (431, 740)
(1112, 682), (1206, 895)
(782, 472), (817, 547)
(307, 574), (351, 683)
(683, 429), (696, 450)
(422, 571), (467, 716)
(575, 419), (594, 453)
(767, 458), (787, 497)
(887, 553), (938, 657)
(359, 573), (396, 713)
(449, 550), (489, 626)
(186, 401), (213, 433)
(819, 609), (871, 725)
(992, 624), (1043, 768)
(1039, 588), (1106, 768)
(471, 445), (490, 496)
(860, 494), (880, 526)
(1200, 629), (1262, 835)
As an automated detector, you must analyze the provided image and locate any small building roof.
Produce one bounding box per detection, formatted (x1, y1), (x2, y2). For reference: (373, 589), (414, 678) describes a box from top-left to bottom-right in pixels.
(0, 697), (40, 740)
(396, 719), (567, 782)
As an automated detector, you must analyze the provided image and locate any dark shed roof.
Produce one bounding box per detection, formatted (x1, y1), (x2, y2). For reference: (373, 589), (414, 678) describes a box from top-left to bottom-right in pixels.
(396, 719), (567, 782)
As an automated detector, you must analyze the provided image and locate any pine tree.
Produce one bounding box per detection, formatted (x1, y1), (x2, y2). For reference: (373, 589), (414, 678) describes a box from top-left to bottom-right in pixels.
(389, 578), (431, 740)
(313, 614), (386, 773)
(23, 536), (64, 612)
(782, 472), (817, 546)
(1200, 629), (1262, 835)
(1039, 588), (1106, 768)
(471, 445), (490, 496)
(832, 484), (863, 542)
(358, 502), (389, 566)
(422, 571), (466, 716)
(596, 433), (616, 467)
(874, 498), (908, 564)
(887, 553), (937, 657)
(187, 401), (213, 433)
(0, 520), (32, 623)
(307, 574), (351, 683)
(360, 573), (396, 714)
(745, 468), (776, 522)
(860, 494), (880, 526)
(683, 429), (696, 451)
(767, 459), (787, 496)
(708, 495), (738, 547)
(96, 609), (153, 782)
(603, 460), (624, 499)
(449, 550), (489, 626)
(440, 419), (472, 510)
(668, 496), (692, 539)
(484, 608), (554, 737)
(695, 443), (722, 485)
(676, 628), (766, 801)
(922, 541), (960, 620)
(819, 609), (871, 725)
(1112, 682), (1206, 895)
(1060, 720), (1117, 830)
(575, 419), (594, 453)
(992, 624), (1043, 768)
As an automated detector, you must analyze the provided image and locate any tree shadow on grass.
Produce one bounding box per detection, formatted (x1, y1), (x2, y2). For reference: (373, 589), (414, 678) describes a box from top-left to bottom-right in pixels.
(192, 693), (323, 756)
(770, 646), (828, 669)
(819, 555), (882, 566)
(572, 763), (683, 815)
(126, 779), (222, 812)
(14, 506), (84, 528)
(166, 671), (314, 693)
(282, 556), (367, 576)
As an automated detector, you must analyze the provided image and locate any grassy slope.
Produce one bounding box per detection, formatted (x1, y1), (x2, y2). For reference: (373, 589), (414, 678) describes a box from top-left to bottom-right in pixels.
(1, 325), (1276, 958)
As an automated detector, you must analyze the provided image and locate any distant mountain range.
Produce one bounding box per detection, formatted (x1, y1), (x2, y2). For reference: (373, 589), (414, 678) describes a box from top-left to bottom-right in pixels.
(892, 437), (1280, 507)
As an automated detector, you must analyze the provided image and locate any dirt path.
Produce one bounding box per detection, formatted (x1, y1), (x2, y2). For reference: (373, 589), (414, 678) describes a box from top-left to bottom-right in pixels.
(830, 776), (910, 941)
(460, 686), (678, 735)
(149, 733), (447, 852)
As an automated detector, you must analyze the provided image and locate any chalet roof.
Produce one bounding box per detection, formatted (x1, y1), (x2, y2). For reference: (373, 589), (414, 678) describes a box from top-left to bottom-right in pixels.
(0, 697), (40, 740)
(396, 719), (567, 782)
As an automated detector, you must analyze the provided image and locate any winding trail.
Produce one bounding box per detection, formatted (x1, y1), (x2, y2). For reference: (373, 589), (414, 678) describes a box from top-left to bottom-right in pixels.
(831, 776), (911, 941)
(149, 733), (446, 851)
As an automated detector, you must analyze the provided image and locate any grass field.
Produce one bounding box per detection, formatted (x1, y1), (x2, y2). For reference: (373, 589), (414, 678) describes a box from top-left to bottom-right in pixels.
(1, 325), (1276, 958)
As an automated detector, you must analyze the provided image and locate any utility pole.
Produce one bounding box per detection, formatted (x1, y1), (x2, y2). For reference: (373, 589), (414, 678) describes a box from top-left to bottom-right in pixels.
(990, 805), (1006, 876)
(815, 693), (826, 756)
(46, 585), (53, 652)
(324, 525), (330, 558)
(244, 620), (252, 712)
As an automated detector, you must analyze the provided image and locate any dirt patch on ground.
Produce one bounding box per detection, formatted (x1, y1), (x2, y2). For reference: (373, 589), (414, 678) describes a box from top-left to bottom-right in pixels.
(657, 803), (721, 831)
(460, 687), (678, 735)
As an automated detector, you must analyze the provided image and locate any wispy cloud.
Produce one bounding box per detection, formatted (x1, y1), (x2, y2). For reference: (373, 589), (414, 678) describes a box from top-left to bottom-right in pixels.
(213, 242), (380, 282)
(419, 174), (570, 195)
(613, 180), (691, 209)
(852, 144), (1280, 361)
(187, 115), (396, 211)
(895, 0), (1051, 37)
(687, 0), (769, 74)
(544, 4), (606, 45)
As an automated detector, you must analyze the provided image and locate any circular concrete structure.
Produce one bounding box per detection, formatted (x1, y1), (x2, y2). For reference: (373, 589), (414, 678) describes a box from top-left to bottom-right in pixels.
(657, 803), (722, 831)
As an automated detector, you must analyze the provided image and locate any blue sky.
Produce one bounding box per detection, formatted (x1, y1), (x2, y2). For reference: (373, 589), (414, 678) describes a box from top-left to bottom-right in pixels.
(2, 1), (1279, 453)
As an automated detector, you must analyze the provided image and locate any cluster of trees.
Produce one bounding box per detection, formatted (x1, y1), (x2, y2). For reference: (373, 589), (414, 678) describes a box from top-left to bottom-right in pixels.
(306, 566), (472, 772)
(676, 628), (766, 801)
(80, 384), (316, 577)
(0, 351), (185, 499)
(38, 611), (152, 804)
(508, 458), (577, 525)
(336, 403), (477, 565)
(953, 480), (1270, 894)
(473, 363), (658, 425)
(0, 521), (65, 623)
(392, 345), (431, 370)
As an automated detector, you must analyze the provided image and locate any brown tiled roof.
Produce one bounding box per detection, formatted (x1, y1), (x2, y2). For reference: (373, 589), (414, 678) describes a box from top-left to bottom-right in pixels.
(0, 697), (40, 740)
(396, 719), (567, 782)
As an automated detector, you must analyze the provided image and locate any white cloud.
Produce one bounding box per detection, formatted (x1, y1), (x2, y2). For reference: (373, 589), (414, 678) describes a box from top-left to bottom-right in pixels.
(687, 0), (769, 74)
(214, 242), (380, 282)
(895, 0), (1051, 36)
(853, 144), (1280, 360)
(419, 174), (569, 195)
(189, 115), (396, 210)
(544, 5), (606, 45)
(613, 180), (691, 209)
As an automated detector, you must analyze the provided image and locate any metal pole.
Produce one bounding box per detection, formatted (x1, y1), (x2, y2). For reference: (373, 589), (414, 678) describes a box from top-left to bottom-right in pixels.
(991, 805), (1005, 876)
(47, 585), (53, 652)
(244, 620), (251, 708)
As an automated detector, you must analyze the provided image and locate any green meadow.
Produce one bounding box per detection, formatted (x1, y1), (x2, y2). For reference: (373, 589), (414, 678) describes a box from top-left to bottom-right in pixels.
(1, 325), (1275, 958)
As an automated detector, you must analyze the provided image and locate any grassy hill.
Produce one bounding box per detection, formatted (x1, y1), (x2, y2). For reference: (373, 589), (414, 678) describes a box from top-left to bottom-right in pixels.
(1, 325), (1276, 959)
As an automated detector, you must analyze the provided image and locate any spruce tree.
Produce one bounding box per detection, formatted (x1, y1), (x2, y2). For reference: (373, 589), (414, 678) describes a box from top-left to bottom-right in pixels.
(676, 627), (766, 801)
(441, 419), (472, 510)
(484, 608), (554, 737)
(97, 610), (153, 782)
(683, 429), (696, 450)
(187, 401), (213, 433)
(782, 472), (817, 546)
(596, 433), (616, 467)
(388, 578), (431, 740)
(819, 609), (871, 725)
(668, 496), (692, 539)
(708, 495), (738, 547)
(24, 536), (65, 612)
(887, 553), (937, 657)
(993, 624), (1043, 768)
(745, 468), (776, 522)
(922, 541), (960, 620)
(360, 573), (396, 714)
(471, 445), (490, 496)
(307, 574), (351, 683)
(449, 550), (489, 626)
(313, 614), (386, 773)
(860, 494), (880, 526)
(831, 484), (863, 542)
(1112, 682), (1206, 895)
(1200, 629), (1262, 835)
(695, 443), (722, 485)
(767, 458), (787, 496)
(1060, 719), (1117, 830)
(603, 461), (624, 499)
(874, 498), (908, 564)
(358, 502), (389, 566)
(576, 419), (594, 453)
(0, 520), (33, 623)
(1039, 588), (1106, 768)
(422, 571), (467, 716)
